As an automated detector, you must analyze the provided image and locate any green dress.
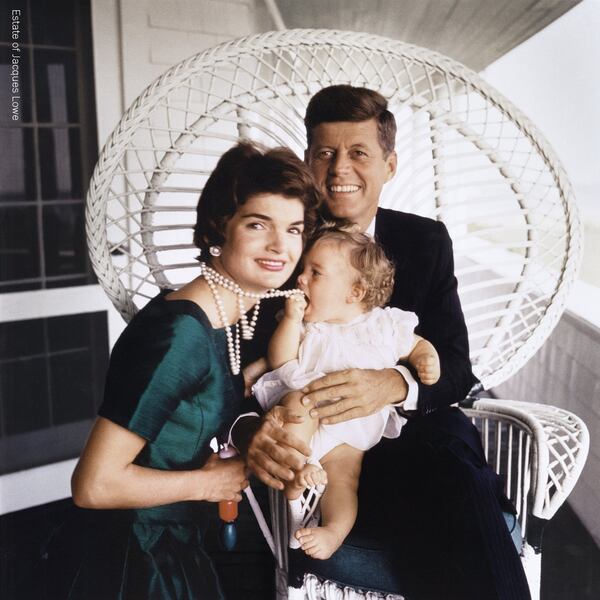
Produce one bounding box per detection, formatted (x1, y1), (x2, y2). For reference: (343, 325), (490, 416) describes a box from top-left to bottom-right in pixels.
(52, 292), (244, 599)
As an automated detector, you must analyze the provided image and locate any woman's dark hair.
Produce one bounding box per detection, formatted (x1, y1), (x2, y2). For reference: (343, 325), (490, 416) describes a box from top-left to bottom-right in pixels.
(193, 142), (321, 256)
(304, 85), (397, 156)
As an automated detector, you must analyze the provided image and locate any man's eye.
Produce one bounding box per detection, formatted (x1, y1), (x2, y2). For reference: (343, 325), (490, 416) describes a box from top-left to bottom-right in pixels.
(318, 150), (333, 159)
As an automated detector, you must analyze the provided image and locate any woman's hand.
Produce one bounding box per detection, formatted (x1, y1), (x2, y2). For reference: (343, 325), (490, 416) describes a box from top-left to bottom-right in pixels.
(246, 406), (311, 490)
(71, 417), (249, 509)
(283, 294), (307, 323)
(196, 454), (249, 502)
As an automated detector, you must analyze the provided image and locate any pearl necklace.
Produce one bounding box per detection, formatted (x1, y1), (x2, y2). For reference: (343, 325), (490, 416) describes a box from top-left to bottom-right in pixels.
(199, 262), (303, 375)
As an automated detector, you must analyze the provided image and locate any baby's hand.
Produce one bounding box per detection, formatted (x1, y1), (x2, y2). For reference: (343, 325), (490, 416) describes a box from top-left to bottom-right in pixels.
(415, 352), (441, 385)
(284, 294), (307, 323)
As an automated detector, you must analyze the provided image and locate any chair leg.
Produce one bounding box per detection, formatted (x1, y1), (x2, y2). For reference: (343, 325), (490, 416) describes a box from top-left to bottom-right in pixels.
(521, 515), (547, 600)
(521, 543), (541, 600)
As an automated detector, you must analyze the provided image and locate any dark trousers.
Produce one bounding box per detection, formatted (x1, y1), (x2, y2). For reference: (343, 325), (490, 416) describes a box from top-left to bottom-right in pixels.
(356, 408), (531, 600)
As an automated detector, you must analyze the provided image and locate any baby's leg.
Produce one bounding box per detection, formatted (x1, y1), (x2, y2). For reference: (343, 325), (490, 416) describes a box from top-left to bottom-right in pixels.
(279, 391), (321, 500)
(295, 444), (363, 560)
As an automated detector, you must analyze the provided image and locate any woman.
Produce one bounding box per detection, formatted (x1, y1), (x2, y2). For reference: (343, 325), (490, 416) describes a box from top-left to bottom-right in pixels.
(49, 142), (320, 599)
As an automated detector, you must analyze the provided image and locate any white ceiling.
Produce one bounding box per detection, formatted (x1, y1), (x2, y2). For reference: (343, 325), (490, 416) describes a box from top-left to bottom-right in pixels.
(273, 0), (582, 71)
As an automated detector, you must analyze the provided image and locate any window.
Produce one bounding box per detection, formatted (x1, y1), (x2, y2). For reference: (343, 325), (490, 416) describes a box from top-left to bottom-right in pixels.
(0, 311), (109, 474)
(0, 0), (98, 292)
(0, 0), (105, 476)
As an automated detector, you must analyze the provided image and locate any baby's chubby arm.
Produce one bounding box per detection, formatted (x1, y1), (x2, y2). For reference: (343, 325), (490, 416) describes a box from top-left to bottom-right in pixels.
(406, 336), (441, 386)
(268, 294), (307, 369)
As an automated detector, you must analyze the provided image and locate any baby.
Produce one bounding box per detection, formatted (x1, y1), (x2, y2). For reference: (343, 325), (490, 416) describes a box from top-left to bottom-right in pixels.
(252, 225), (440, 559)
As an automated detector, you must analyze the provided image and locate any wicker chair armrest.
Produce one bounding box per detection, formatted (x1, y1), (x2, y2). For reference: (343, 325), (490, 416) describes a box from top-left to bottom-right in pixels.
(466, 399), (589, 520)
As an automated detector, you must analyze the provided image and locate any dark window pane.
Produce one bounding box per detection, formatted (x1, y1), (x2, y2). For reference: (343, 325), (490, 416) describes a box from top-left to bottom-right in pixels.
(0, 1), (29, 44)
(0, 45), (32, 123)
(47, 312), (91, 352)
(35, 49), (79, 123)
(0, 318), (45, 361)
(0, 356), (50, 435)
(0, 128), (36, 201)
(50, 350), (96, 425)
(0, 205), (40, 281)
(39, 128), (82, 199)
(31, 0), (76, 47)
(42, 203), (86, 276)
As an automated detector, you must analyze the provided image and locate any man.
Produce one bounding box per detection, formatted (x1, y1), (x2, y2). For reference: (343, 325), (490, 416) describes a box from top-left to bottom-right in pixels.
(236, 85), (530, 599)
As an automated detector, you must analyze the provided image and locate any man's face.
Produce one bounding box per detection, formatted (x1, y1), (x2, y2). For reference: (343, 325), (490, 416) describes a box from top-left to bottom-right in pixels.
(305, 119), (397, 231)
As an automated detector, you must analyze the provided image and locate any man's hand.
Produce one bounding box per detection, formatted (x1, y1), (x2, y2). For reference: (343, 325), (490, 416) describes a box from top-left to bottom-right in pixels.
(246, 406), (311, 490)
(301, 368), (408, 424)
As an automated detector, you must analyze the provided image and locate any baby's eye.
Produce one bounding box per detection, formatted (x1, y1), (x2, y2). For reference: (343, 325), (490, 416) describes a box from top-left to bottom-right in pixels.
(311, 269), (321, 277)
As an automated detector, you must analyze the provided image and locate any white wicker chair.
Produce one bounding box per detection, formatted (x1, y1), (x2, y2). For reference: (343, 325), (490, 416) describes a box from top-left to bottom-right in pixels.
(85, 29), (589, 600)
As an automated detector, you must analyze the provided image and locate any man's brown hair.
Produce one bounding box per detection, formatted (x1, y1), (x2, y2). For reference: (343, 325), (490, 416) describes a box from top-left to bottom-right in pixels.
(304, 85), (397, 156)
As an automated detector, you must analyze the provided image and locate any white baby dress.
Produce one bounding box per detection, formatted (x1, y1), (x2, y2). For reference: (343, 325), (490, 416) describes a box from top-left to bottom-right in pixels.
(252, 307), (419, 461)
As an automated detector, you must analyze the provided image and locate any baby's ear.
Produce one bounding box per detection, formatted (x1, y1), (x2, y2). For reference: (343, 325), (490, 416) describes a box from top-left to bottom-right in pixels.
(348, 282), (367, 304)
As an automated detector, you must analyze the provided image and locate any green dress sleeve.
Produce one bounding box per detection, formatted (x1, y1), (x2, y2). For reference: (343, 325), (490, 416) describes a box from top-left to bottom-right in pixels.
(99, 305), (213, 442)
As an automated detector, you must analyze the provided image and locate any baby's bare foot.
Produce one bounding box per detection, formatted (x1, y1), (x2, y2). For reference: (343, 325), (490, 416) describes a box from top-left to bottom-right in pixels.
(295, 526), (345, 560)
(284, 464), (327, 500)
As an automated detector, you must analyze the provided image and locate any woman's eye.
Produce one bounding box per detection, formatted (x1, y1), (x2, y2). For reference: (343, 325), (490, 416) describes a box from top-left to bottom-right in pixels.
(288, 226), (303, 235)
(248, 222), (265, 230)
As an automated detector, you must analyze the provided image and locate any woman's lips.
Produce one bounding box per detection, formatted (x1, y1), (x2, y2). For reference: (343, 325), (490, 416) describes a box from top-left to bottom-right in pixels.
(255, 259), (286, 272)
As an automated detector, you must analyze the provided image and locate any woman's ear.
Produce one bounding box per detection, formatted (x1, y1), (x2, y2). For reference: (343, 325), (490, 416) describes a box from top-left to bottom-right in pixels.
(347, 282), (367, 304)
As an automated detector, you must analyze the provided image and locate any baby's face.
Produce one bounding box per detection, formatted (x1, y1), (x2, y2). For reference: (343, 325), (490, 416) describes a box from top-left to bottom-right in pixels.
(297, 240), (362, 323)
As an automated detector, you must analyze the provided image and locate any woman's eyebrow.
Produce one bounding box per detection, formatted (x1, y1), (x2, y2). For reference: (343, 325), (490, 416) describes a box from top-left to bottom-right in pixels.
(240, 212), (272, 220)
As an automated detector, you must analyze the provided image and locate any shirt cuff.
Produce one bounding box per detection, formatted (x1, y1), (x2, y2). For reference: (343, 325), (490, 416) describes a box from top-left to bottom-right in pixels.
(391, 365), (418, 410)
(227, 412), (259, 451)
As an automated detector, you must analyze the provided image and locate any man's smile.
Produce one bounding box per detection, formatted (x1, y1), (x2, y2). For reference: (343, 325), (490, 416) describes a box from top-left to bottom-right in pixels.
(328, 184), (361, 193)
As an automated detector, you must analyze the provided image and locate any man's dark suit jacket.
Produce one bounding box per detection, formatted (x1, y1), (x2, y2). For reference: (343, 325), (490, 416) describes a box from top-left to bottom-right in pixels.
(374, 206), (477, 414)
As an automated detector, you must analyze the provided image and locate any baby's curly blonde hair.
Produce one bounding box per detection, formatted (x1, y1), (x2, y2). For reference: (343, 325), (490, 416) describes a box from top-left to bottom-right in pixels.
(306, 223), (395, 310)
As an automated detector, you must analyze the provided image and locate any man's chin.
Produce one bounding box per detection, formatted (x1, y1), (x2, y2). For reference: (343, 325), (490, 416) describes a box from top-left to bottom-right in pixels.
(322, 202), (366, 228)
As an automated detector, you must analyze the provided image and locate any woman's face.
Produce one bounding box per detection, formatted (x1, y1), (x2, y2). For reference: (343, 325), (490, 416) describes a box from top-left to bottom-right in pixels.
(214, 193), (305, 293)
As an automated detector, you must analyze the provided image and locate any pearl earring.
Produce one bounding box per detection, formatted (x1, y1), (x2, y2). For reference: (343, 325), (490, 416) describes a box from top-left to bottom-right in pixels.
(209, 245), (222, 257)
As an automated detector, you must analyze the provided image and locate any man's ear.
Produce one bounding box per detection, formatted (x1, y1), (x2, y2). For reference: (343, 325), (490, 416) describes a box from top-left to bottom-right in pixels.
(385, 150), (397, 182)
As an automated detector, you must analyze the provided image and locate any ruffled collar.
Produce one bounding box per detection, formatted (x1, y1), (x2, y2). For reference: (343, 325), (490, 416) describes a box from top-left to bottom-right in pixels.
(305, 309), (378, 332)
